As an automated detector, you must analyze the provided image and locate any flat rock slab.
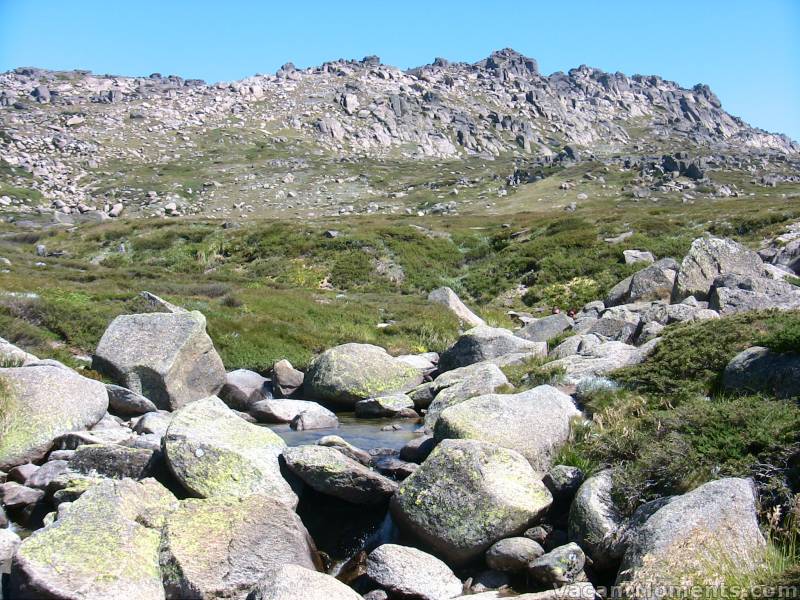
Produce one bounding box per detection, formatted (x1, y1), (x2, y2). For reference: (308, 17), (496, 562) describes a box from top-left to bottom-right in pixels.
(0, 364), (108, 470)
(163, 396), (296, 506)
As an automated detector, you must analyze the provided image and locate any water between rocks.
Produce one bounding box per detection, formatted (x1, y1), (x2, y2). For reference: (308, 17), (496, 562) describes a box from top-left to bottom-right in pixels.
(266, 413), (421, 574)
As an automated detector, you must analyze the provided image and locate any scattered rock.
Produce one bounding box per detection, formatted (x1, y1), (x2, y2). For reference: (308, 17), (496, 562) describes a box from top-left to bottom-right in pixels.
(272, 359), (304, 398)
(485, 537), (545, 572)
(428, 286), (485, 327)
(366, 543), (462, 600)
(439, 326), (545, 371)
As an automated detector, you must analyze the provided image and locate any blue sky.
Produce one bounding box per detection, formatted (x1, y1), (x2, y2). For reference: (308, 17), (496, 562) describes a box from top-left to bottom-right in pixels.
(1, 0), (798, 140)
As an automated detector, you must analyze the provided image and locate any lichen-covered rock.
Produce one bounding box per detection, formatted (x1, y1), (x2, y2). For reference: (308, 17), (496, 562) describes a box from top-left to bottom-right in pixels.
(0, 364), (108, 470)
(422, 362), (509, 428)
(485, 537), (544, 572)
(160, 494), (320, 599)
(434, 386), (580, 471)
(354, 393), (415, 418)
(672, 237), (764, 301)
(439, 326), (545, 371)
(366, 544), (462, 600)
(567, 470), (624, 572)
(282, 445), (397, 505)
(305, 343), (422, 407)
(528, 543), (586, 586)
(722, 346), (800, 399)
(616, 478), (766, 597)
(390, 439), (553, 565)
(163, 396), (295, 505)
(71, 443), (157, 480)
(10, 478), (177, 600)
(93, 311), (225, 411)
(246, 564), (363, 600)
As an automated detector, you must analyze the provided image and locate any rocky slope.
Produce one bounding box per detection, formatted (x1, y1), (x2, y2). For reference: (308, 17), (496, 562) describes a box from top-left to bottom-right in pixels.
(1, 49), (798, 220)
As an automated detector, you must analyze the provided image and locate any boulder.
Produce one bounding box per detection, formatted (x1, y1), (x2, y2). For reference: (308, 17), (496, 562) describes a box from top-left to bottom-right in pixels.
(709, 274), (800, 315)
(10, 478), (177, 600)
(543, 465), (584, 503)
(282, 445), (397, 505)
(272, 359), (304, 398)
(549, 341), (652, 384)
(625, 259), (678, 304)
(515, 314), (574, 343)
(163, 396), (295, 505)
(0, 337), (38, 366)
(439, 326), (545, 371)
(390, 439), (552, 565)
(106, 384), (158, 416)
(0, 481), (44, 509)
(616, 478), (766, 595)
(422, 362), (509, 428)
(672, 237), (764, 302)
(434, 386), (580, 471)
(291, 411), (339, 430)
(317, 435), (372, 465)
(428, 286), (485, 328)
(25, 460), (70, 490)
(71, 443), (157, 479)
(219, 369), (271, 411)
(485, 537), (544, 572)
(549, 334), (600, 359)
(399, 435), (436, 464)
(587, 308), (640, 344)
(250, 399), (336, 424)
(568, 470), (624, 572)
(161, 494), (320, 599)
(623, 250), (655, 265)
(133, 411), (172, 437)
(366, 544), (462, 600)
(247, 564), (363, 600)
(354, 393), (415, 418)
(93, 311), (226, 411)
(528, 543), (586, 587)
(305, 343), (422, 407)
(0, 364), (108, 470)
(0, 528), (20, 575)
(722, 346), (800, 400)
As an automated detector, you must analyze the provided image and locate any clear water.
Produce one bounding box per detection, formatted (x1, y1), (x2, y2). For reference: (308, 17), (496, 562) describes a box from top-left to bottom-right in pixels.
(265, 412), (422, 451)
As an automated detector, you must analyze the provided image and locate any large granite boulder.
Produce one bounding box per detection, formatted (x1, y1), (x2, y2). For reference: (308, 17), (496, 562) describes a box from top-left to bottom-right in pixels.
(616, 478), (766, 596)
(722, 346), (800, 399)
(282, 445), (397, 505)
(390, 439), (553, 565)
(0, 364), (108, 470)
(428, 286), (485, 328)
(439, 326), (545, 371)
(93, 311), (226, 411)
(672, 237), (764, 302)
(10, 478), (177, 600)
(247, 564), (362, 600)
(161, 494), (320, 599)
(421, 362), (509, 428)
(515, 314), (574, 343)
(163, 396), (295, 505)
(709, 274), (800, 315)
(434, 386), (580, 471)
(366, 543), (462, 600)
(219, 369), (271, 411)
(549, 341), (655, 384)
(305, 343), (422, 407)
(568, 470), (625, 572)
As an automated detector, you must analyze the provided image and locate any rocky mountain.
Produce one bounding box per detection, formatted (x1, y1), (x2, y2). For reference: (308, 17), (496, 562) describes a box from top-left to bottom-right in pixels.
(1, 48), (798, 220)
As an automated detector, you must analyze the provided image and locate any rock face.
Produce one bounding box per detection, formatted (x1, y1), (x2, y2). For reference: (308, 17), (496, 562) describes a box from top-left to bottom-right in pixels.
(421, 362), (509, 429)
(304, 343), (422, 407)
(439, 326), (545, 371)
(568, 470), (624, 572)
(0, 364), (108, 470)
(390, 439), (553, 565)
(247, 564), (362, 600)
(160, 494), (320, 599)
(434, 386), (580, 471)
(672, 237), (764, 301)
(93, 311), (226, 411)
(10, 478), (177, 600)
(722, 346), (800, 399)
(366, 544), (462, 600)
(163, 396), (295, 505)
(283, 445), (397, 505)
(427, 286), (486, 328)
(272, 359), (304, 398)
(616, 478), (766, 595)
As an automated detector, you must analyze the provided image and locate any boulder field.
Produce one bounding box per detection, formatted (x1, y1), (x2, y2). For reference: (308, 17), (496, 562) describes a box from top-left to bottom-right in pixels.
(0, 234), (794, 598)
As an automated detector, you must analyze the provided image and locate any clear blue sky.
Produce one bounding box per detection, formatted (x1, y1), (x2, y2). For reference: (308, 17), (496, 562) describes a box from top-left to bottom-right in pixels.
(1, 0), (798, 140)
